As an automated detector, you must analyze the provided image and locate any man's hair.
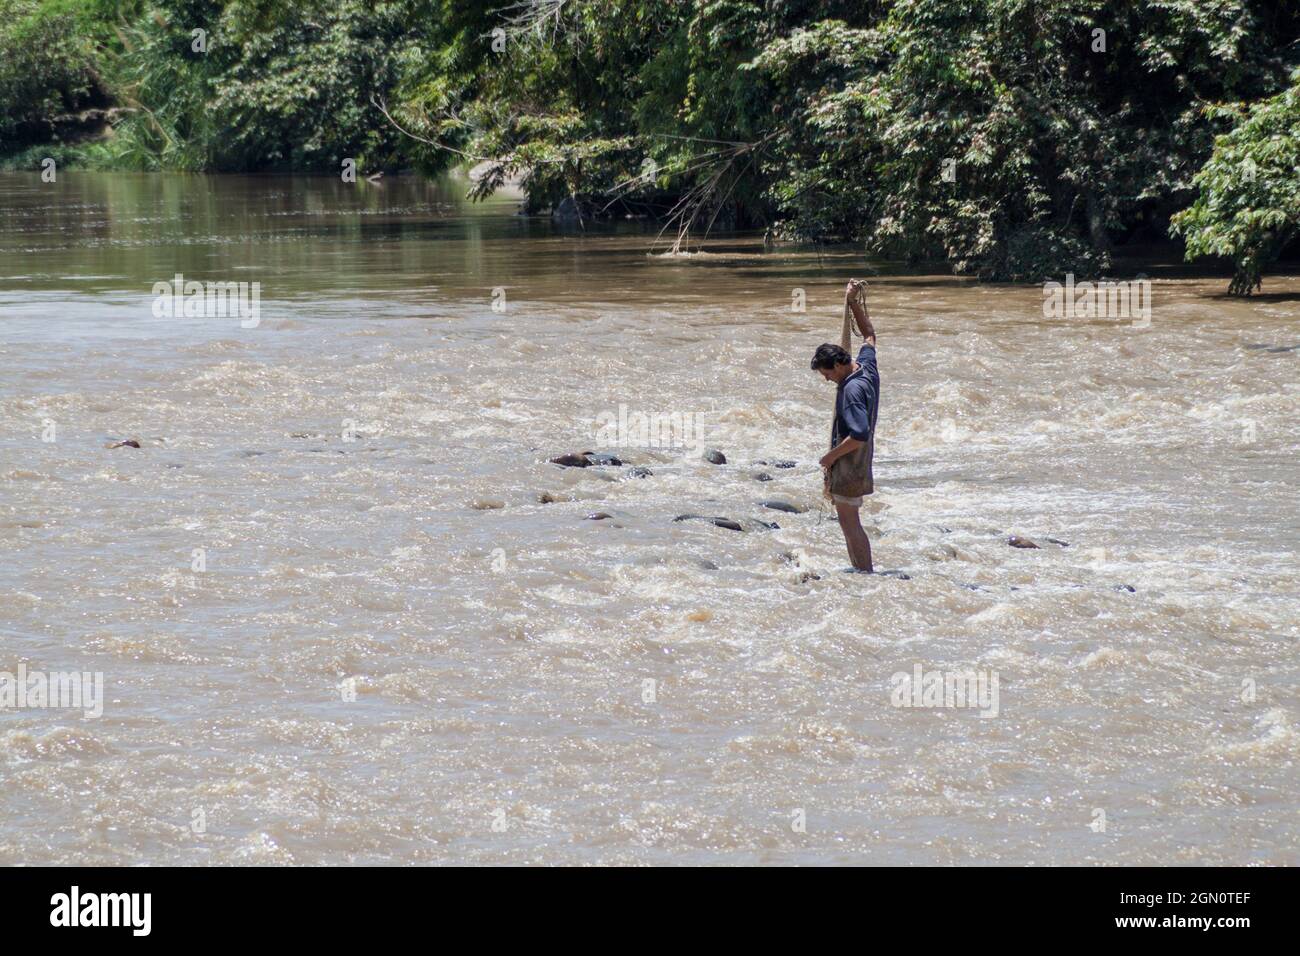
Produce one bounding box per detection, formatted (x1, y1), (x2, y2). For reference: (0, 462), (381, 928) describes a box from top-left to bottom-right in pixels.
(810, 343), (851, 370)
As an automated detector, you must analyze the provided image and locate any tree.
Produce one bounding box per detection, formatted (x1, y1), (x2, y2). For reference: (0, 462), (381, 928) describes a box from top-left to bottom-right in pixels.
(749, 0), (1299, 280)
(4, 0), (1298, 285)
(0, 0), (115, 161)
(1171, 69), (1300, 295)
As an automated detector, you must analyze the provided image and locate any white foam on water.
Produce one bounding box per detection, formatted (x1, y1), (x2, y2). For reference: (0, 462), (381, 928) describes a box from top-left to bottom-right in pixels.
(2, 176), (1297, 865)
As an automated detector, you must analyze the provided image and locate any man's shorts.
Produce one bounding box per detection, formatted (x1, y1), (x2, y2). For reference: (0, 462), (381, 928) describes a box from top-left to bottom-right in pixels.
(826, 434), (874, 509)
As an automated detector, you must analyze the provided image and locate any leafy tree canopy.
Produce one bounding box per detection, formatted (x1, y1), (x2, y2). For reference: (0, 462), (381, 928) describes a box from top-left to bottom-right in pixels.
(2, 0), (1297, 288)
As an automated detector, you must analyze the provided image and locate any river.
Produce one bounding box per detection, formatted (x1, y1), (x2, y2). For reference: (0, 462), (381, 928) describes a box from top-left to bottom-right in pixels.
(1, 172), (1296, 864)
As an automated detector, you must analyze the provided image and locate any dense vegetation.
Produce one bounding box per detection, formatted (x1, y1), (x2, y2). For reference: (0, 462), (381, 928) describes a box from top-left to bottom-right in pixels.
(3, 0), (1298, 290)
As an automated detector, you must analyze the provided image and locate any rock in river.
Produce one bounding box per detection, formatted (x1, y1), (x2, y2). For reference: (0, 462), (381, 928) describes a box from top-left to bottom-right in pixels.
(674, 514), (743, 532)
(550, 451), (624, 468)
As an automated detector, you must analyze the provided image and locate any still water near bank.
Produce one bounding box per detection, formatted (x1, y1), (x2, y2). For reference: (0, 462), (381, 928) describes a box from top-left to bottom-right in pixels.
(1, 172), (1297, 864)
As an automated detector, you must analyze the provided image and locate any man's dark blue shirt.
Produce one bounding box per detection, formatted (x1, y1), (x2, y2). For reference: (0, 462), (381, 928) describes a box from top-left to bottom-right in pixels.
(832, 343), (879, 446)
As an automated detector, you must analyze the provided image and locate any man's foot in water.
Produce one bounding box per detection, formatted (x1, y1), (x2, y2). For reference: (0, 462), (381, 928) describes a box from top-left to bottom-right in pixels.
(841, 567), (911, 579)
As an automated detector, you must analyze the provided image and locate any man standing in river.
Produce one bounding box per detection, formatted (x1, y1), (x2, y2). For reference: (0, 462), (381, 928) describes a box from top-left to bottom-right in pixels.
(811, 280), (879, 572)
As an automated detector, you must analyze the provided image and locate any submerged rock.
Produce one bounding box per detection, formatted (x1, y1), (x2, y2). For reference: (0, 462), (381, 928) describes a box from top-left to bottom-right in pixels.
(550, 453), (590, 468)
(538, 491), (573, 504)
(1008, 536), (1040, 549)
(627, 466), (653, 478)
(752, 472), (773, 482)
(1045, 537), (1071, 547)
(585, 512), (612, 520)
(550, 450), (624, 468)
(702, 448), (727, 465)
(760, 500), (805, 514)
(1112, 584), (1137, 592)
(674, 514), (743, 532)
(105, 439), (141, 449)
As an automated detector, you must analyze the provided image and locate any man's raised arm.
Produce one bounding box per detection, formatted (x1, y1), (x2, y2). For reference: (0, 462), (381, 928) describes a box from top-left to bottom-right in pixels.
(847, 280), (876, 347)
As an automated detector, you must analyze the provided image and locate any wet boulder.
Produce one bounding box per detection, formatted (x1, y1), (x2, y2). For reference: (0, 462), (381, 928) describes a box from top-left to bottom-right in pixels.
(550, 452), (591, 468)
(549, 450), (624, 468)
(702, 449), (727, 465)
(674, 514), (743, 532)
(760, 500), (805, 514)
(1007, 536), (1040, 549)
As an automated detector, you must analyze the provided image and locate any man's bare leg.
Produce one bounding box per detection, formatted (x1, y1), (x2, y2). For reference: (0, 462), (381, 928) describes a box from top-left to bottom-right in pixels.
(835, 502), (874, 572)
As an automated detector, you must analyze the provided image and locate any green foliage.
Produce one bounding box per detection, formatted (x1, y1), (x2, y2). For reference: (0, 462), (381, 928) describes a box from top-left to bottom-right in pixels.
(396, 1), (683, 214)
(0, 0), (114, 155)
(2, 0), (1298, 286)
(98, 0), (428, 171)
(749, 0), (1297, 279)
(1171, 70), (1300, 294)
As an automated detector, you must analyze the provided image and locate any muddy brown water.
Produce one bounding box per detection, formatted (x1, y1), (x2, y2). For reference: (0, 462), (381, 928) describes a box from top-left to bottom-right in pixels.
(1, 172), (1296, 864)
